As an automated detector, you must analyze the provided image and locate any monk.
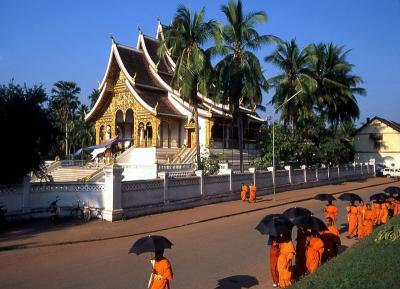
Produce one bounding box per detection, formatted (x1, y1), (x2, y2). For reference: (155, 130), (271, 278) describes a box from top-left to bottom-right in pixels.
(380, 201), (389, 224)
(346, 202), (358, 238)
(305, 231), (324, 273)
(249, 182), (257, 203)
(268, 236), (280, 288)
(394, 198), (400, 216)
(277, 235), (296, 288)
(149, 250), (173, 289)
(321, 217), (341, 262)
(357, 201), (367, 239)
(295, 227), (308, 277)
(240, 183), (248, 201)
(325, 201), (338, 224)
(363, 203), (376, 237)
(372, 202), (381, 225)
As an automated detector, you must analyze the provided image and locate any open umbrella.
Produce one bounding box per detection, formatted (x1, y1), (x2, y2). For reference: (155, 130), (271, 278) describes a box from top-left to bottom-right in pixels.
(338, 193), (363, 203)
(370, 193), (388, 202)
(384, 186), (400, 196)
(314, 194), (336, 202)
(293, 215), (328, 231)
(255, 214), (293, 236)
(283, 207), (312, 222)
(129, 235), (173, 255)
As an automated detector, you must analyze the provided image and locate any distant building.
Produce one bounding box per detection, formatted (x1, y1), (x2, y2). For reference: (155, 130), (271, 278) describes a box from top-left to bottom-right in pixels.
(354, 116), (400, 167)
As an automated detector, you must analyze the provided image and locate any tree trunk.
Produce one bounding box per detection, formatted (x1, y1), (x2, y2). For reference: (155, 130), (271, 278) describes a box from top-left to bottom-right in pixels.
(237, 108), (244, 173)
(65, 120), (68, 159)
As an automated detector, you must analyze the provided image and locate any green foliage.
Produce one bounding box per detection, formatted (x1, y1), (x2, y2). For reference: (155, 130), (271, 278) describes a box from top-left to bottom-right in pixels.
(88, 88), (100, 109)
(199, 152), (220, 176)
(0, 82), (60, 183)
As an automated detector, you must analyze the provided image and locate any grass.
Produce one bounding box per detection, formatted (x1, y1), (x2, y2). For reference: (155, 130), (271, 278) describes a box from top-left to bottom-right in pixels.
(290, 216), (400, 289)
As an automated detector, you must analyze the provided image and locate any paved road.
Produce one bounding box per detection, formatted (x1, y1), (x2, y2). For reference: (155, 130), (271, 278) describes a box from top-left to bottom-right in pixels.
(0, 179), (397, 289)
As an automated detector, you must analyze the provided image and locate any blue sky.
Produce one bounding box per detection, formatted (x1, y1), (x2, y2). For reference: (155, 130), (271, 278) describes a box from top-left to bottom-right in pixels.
(1, 0), (399, 124)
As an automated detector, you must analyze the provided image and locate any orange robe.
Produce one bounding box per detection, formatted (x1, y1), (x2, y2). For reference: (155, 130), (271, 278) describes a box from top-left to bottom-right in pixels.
(270, 240), (280, 285)
(394, 201), (400, 216)
(295, 229), (308, 277)
(346, 205), (358, 237)
(150, 258), (173, 289)
(363, 209), (375, 237)
(249, 185), (256, 203)
(372, 203), (381, 225)
(380, 203), (389, 224)
(325, 204), (339, 223)
(357, 204), (367, 239)
(305, 236), (324, 273)
(277, 240), (295, 288)
(240, 185), (248, 201)
(321, 225), (340, 262)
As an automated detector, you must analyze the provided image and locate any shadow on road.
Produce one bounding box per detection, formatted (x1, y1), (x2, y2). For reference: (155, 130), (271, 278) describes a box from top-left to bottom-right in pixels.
(339, 223), (348, 234)
(338, 244), (349, 254)
(214, 275), (259, 289)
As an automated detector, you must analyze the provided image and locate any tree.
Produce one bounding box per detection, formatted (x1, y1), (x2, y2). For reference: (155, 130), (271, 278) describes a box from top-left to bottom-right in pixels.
(307, 43), (366, 132)
(265, 39), (315, 127)
(214, 0), (278, 172)
(0, 82), (60, 183)
(49, 81), (81, 158)
(69, 104), (95, 154)
(159, 5), (218, 166)
(88, 88), (100, 109)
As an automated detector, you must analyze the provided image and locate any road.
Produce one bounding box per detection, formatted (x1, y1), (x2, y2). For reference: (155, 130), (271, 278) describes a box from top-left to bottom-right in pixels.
(0, 179), (396, 289)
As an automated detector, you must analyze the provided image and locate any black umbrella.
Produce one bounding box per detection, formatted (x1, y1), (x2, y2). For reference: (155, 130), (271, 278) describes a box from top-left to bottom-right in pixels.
(129, 235), (173, 255)
(338, 193), (363, 203)
(293, 215), (328, 231)
(255, 214), (293, 236)
(384, 186), (400, 196)
(314, 194), (336, 202)
(370, 193), (388, 202)
(283, 207), (312, 222)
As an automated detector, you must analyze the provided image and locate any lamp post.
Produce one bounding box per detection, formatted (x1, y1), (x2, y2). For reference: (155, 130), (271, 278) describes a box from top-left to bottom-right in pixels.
(272, 90), (303, 200)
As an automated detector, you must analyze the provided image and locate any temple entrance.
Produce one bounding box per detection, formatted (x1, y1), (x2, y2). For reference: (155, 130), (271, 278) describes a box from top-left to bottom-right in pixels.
(185, 119), (198, 149)
(160, 121), (170, 148)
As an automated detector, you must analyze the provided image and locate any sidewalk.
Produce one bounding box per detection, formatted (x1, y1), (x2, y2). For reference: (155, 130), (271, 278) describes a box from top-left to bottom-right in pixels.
(0, 177), (396, 251)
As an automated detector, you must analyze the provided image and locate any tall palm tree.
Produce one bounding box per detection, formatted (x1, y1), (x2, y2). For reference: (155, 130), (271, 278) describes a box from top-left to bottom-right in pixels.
(214, 0), (278, 172)
(70, 104), (95, 154)
(265, 39), (315, 127)
(159, 6), (218, 166)
(50, 81), (80, 158)
(307, 43), (366, 132)
(88, 88), (100, 109)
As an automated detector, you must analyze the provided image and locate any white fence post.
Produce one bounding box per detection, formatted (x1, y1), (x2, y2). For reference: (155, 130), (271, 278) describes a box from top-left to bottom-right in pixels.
(301, 165), (307, 183)
(195, 170), (204, 197)
(316, 168), (319, 181)
(22, 176), (31, 214)
(338, 166), (340, 178)
(103, 164), (124, 221)
(361, 163), (363, 175)
(228, 169), (233, 192)
(159, 172), (169, 204)
(328, 166), (330, 179)
(285, 166), (292, 184)
(249, 168), (256, 186)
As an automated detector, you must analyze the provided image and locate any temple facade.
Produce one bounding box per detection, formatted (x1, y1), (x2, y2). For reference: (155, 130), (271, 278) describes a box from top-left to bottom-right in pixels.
(85, 23), (263, 153)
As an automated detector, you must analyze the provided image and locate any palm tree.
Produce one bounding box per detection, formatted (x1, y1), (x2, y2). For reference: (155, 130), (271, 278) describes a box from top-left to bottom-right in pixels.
(88, 88), (100, 109)
(307, 43), (366, 132)
(50, 81), (81, 158)
(70, 104), (95, 154)
(214, 0), (278, 172)
(265, 39), (315, 127)
(159, 6), (218, 166)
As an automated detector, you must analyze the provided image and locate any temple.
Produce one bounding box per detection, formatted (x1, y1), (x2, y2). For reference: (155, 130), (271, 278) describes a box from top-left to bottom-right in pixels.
(85, 22), (263, 163)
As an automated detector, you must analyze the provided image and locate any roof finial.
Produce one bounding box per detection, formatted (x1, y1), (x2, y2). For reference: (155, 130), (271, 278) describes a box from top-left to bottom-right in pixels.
(132, 72), (137, 84)
(137, 25), (142, 34)
(109, 33), (115, 42)
(154, 101), (159, 111)
(157, 16), (160, 24)
(97, 80), (101, 87)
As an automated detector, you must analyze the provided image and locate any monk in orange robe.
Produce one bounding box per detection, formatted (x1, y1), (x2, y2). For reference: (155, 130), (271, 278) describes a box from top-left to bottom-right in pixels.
(363, 203), (375, 237)
(394, 198), (400, 216)
(346, 202), (358, 238)
(372, 202), (381, 225)
(295, 228), (308, 277)
(305, 231), (324, 273)
(269, 236), (280, 287)
(357, 201), (367, 239)
(325, 201), (338, 224)
(249, 183), (256, 203)
(277, 235), (295, 288)
(150, 250), (173, 289)
(240, 183), (248, 201)
(380, 201), (389, 224)
(321, 217), (341, 262)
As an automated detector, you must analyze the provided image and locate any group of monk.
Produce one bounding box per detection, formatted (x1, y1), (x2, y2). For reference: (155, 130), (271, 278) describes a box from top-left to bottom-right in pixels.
(268, 215), (340, 288)
(241, 182), (257, 203)
(347, 197), (400, 240)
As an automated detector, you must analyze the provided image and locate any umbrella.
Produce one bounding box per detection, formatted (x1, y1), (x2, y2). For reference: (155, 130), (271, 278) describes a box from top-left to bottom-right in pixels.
(338, 193), (363, 203)
(255, 214), (293, 236)
(314, 194), (336, 202)
(370, 193), (388, 202)
(283, 207), (312, 222)
(129, 235), (173, 255)
(384, 186), (400, 196)
(293, 215), (328, 231)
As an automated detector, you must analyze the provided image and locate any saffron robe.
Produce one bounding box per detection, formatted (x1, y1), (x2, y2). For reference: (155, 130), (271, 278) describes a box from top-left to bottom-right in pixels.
(346, 205), (358, 237)
(357, 204), (367, 239)
(363, 209), (375, 237)
(249, 185), (257, 202)
(372, 203), (381, 225)
(240, 184), (248, 201)
(270, 239), (280, 285)
(325, 204), (339, 223)
(321, 225), (340, 261)
(150, 258), (173, 289)
(277, 240), (295, 288)
(305, 236), (324, 273)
